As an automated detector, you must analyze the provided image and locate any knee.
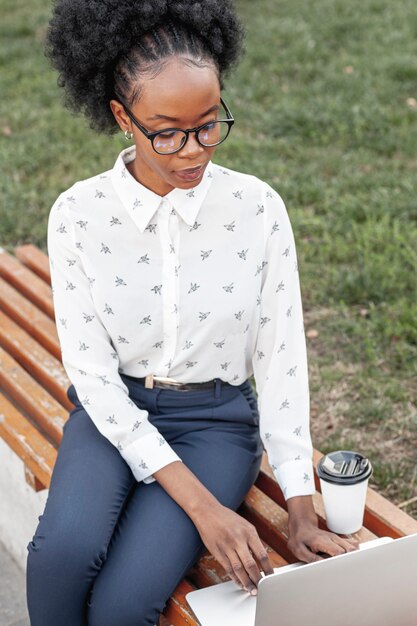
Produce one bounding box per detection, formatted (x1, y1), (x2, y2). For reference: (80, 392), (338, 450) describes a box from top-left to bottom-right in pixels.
(26, 520), (106, 579)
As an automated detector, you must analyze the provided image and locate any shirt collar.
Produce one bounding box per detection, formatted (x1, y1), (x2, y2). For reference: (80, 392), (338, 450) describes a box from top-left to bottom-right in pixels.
(110, 145), (213, 233)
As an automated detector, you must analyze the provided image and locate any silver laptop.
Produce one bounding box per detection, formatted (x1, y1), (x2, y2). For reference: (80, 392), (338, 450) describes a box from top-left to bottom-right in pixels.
(186, 534), (417, 626)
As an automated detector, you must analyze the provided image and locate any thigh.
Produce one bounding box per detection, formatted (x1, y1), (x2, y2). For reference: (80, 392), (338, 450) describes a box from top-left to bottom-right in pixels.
(87, 425), (263, 626)
(31, 396), (135, 553)
(26, 387), (136, 625)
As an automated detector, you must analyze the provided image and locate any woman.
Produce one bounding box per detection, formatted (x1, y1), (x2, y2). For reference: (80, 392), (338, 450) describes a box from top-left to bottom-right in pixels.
(26, 1), (359, 624)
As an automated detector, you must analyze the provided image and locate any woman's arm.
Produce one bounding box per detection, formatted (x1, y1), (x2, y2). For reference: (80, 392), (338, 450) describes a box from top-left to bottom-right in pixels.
(251, 182), (315, 500)
(252, 183), (358, 559)
(153, 461), (274, 594)
(154, 464), (357, 593)
(47, 192), (182, 482)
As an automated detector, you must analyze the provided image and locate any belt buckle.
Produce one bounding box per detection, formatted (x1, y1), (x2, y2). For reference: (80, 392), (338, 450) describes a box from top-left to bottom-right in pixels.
(145, 374), (154, 389)
(145, 374), (183, 389)
(154, 376), (182, 388)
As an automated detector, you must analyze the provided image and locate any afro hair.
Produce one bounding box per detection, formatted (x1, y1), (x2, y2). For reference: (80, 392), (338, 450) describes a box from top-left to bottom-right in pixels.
(45, 0), (245, 134)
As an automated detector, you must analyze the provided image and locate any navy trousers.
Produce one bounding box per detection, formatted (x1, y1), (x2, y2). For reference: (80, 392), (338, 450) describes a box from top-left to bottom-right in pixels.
(26, 375), (264, 626)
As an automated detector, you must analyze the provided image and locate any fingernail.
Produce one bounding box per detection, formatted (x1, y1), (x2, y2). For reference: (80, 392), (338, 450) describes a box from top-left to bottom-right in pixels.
(250, 588), (257, 596)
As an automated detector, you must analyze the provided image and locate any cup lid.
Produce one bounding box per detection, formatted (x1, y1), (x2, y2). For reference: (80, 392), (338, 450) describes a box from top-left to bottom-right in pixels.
(317, 450), (373, 485)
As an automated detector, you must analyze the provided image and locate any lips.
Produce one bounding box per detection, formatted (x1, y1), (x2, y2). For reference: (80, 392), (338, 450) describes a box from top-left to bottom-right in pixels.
(178, 164), (205, 174)
(175, 164), (205, 181)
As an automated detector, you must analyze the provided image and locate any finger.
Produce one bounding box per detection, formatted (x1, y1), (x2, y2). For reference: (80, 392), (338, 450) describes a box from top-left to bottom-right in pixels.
(214, 549), (246, 591)
(235, 545), (262, 589)
(226, 550), (256, 594)
(307, 535), (347, 557)
(293, 542), (325, 564)
(229, 553), (255, 593)
(306, 530), (361, 558)
(229, 571), (247, 590)
(248, 536), (274, 576)
(314, 539), (345, 557)
(331, 534), (359, 553)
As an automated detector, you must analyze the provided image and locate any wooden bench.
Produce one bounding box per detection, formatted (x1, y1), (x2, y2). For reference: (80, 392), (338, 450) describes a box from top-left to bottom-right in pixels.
(1, 243), (417, 625)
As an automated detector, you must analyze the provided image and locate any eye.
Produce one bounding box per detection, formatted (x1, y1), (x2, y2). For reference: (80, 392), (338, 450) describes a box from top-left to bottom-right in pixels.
(158, 130), (178, 139)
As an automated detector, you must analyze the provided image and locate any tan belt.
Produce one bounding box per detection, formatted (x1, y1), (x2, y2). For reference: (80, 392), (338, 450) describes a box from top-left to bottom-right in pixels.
(145, 375), (182, 389)
(143, 374), (223, 391)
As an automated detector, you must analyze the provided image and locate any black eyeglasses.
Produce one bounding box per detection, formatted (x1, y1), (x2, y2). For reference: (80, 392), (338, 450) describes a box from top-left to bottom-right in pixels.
(118, 96), (235, 155)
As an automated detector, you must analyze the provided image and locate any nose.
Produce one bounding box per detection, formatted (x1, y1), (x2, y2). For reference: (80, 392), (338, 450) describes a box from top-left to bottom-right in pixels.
(178, 131), (205, 158)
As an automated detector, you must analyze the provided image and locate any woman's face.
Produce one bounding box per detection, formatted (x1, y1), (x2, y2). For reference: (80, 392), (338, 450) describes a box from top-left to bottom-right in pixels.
(110, 57), (222, 196)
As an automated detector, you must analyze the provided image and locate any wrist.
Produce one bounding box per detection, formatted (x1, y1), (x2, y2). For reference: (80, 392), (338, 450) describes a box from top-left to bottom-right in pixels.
(152, 460), (222, 521)
(188, 494), (224, 522)
(287, 495), (318, 532)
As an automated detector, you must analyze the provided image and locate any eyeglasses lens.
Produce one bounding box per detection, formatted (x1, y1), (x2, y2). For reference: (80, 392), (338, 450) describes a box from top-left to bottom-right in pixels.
(154, 130), (187, 154)
(153, 122), (230, 154)
(198, 121), (230, 147)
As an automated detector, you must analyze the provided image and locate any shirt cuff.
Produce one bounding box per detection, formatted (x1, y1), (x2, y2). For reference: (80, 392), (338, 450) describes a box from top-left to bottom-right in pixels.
(119, 431), (183, 483)
(272, 458), (316, 501)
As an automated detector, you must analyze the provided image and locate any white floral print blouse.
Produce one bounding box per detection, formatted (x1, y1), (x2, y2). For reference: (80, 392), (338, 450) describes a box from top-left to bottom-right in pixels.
(47, 145), (316, 500)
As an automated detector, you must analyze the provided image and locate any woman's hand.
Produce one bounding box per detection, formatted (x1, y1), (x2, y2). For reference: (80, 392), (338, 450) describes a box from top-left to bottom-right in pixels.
(287, 495), (360, 563)
(287, 521), (360, 562)
(192, 502), (274, 595)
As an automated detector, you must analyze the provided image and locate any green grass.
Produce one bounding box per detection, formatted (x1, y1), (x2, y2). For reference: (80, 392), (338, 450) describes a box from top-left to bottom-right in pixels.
(1, 0), (416, 517)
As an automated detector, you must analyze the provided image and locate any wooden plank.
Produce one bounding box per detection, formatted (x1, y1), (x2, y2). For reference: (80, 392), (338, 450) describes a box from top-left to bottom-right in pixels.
(163, 578), (198, 626)
(0, 276), (60, 359)
(312, 449), (417, 538)
(24, 466), (46, 492)
(0, 310), (72, 410)
(0, 347), (67, 446)
(364, 489), (417, 539)
(15, 244), (51, 285)
(0, 394), (56, 489)
(0, 248), (54, 319)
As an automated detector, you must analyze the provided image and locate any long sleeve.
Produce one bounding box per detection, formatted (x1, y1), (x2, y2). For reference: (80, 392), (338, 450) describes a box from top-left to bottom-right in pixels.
(47, 193), (182, 483)
(252, 183), (315, 500)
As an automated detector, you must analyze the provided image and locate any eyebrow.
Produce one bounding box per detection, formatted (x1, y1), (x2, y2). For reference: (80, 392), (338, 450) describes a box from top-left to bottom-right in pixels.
(147, 104), (220, 122)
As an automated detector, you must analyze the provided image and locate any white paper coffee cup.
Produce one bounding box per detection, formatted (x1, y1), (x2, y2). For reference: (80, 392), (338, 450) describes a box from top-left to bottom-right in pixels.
(317, 451), (373, 534)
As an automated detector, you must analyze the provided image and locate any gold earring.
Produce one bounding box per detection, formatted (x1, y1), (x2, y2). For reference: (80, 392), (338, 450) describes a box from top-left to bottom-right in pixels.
(124, 130), (133, 141)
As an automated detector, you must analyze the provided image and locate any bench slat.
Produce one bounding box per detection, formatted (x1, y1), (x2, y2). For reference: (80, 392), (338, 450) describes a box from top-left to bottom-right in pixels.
(0, 248), (54, 319)
(24, 465), (47, 492)
(0, 310), (72, 410)
(0, 276), (60, 359)
(0, 347), (67, 446)
(363, 489), (417, 539)
(163, 579), (199, 626)
(0, 394), (56, 488)
(15, 244), (51, 285)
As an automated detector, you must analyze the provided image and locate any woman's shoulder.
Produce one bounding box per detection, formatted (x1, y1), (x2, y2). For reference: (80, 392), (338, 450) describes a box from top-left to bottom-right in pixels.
(210, 161), (285, 206)
(49, 167), (114, 216)
(211, 161), (264, 187)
